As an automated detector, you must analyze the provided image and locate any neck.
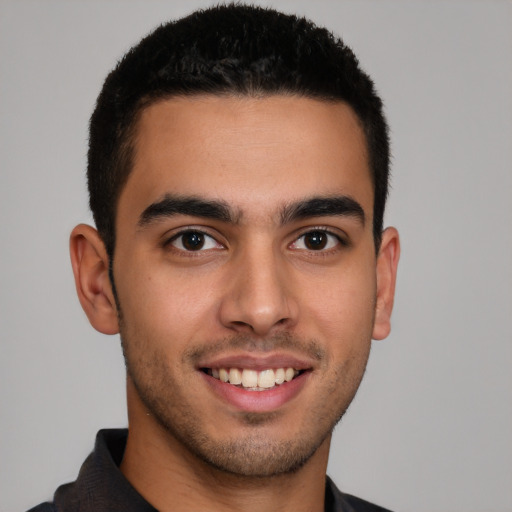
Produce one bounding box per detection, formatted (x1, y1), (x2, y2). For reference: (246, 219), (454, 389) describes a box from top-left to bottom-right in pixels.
(121, 382), (331, 512)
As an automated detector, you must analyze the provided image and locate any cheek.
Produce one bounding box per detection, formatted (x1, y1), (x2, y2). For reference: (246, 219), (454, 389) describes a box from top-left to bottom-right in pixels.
(302, 266), (377, 350)
(115, 266), (219, 348)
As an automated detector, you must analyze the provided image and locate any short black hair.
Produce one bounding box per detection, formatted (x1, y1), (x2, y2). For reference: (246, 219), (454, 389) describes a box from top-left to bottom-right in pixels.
(88, 3), (390, 258)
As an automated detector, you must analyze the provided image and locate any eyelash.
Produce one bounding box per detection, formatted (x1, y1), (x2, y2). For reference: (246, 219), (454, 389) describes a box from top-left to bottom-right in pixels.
(165, 229), (224, 253)
(289, 228), (347, 252)
(163, 227), (348, 254)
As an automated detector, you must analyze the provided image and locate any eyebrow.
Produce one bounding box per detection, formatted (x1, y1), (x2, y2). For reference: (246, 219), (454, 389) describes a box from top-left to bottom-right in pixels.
(138, 195), (238, 227)
(280, 196), (365, 226)
(138, 193), (365, 228)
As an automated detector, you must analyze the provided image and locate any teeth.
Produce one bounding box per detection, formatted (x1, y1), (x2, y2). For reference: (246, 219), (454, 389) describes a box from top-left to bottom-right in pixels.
(229, 368), (242, 385)
(275, 368), (285, 385)
(210, 367), (299, 390)
(241, 369), (258, 388)
(258, 369), (275, 388)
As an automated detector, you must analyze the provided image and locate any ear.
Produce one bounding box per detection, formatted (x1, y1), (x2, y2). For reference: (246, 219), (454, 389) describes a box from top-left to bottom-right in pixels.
(372, 227), (400, 340)
(69, 224), (119, 335)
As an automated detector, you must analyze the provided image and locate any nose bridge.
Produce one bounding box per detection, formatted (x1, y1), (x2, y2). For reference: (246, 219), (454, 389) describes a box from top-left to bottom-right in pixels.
(220, 238), (296, 335)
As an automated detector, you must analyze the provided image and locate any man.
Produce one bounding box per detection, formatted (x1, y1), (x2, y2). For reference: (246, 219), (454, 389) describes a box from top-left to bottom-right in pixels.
(30, 4), (399, 511)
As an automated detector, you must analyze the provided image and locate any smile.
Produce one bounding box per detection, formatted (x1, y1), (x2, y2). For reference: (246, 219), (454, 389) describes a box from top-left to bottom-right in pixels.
(205, 367), (301, 391)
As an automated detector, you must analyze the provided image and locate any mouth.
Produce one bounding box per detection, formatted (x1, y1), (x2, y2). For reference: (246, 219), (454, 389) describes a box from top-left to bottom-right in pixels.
(202, 367), (302, 391)
(198, 357), (313, 412)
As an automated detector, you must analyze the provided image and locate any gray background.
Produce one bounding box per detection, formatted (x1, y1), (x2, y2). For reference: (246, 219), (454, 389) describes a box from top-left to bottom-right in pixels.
(1, 1), (511, 511)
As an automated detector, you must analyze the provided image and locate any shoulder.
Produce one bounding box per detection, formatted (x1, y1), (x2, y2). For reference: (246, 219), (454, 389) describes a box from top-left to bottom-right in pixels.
(326, 477), (394, 512)
(25, 504), (56, 512)
(341, 493), (395, 512)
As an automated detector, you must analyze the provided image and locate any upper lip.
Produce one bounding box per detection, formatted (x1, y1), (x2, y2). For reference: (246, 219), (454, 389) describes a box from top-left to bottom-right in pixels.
(197, 352), (315, 372)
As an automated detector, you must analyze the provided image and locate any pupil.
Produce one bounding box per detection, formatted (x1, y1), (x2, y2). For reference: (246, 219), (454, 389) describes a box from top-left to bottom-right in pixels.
(305, 231), (327, 250)
(183, 232), (204, 250)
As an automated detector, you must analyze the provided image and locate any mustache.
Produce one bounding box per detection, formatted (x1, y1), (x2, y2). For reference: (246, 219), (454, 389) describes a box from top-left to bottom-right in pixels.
(183, 331), (326, 365)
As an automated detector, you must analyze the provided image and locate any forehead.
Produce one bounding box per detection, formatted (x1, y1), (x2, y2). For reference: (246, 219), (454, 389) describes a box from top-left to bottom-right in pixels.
(120, 95), (373, 224)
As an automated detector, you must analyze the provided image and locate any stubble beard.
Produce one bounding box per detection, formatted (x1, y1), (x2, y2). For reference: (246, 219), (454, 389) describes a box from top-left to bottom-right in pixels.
(119, 325), (371, 480)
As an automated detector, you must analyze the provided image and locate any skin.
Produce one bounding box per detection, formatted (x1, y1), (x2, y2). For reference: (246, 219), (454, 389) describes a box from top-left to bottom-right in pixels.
(70, 95), (400, 512)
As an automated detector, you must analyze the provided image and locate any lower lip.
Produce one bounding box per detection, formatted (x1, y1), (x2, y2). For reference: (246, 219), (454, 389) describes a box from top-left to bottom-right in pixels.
(200, 371), (310, 413)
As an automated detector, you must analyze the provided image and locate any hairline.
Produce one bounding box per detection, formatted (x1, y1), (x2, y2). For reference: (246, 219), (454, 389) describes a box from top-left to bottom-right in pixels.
(107, 90), (379, 261)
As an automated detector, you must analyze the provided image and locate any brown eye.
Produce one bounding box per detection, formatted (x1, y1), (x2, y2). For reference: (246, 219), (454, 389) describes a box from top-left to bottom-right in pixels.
(303, 231), (328, 250)
(181, 232), (205, 251)
(169, 231), (221, 252)
(290, 230), (341, 251)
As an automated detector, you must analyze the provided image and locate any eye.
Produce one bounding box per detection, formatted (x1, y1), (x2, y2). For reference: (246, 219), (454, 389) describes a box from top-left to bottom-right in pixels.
(168, 230), (223, 252)
(290, 230), (341, 251)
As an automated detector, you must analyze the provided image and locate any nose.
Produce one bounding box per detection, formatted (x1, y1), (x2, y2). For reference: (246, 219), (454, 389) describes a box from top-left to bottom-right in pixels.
(218, 245), (298, 336)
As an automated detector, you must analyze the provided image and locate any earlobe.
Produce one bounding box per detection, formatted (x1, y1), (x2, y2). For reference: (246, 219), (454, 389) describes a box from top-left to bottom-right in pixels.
(69, 224), (120, 335)
(372, 227), (400, 341)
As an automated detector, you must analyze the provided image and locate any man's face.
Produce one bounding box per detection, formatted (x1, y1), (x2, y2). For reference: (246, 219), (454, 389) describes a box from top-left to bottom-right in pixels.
(113, 95), (380, 476)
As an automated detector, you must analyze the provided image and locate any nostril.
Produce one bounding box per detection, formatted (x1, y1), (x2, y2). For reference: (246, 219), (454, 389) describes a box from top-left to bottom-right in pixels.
(218, 279), (297, 335)
(228, 317), (291, 336)
(231, 320), (253, 330)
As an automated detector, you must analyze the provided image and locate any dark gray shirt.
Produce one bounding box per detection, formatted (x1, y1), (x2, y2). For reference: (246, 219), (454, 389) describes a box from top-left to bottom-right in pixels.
(28, 429), (393, 512)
